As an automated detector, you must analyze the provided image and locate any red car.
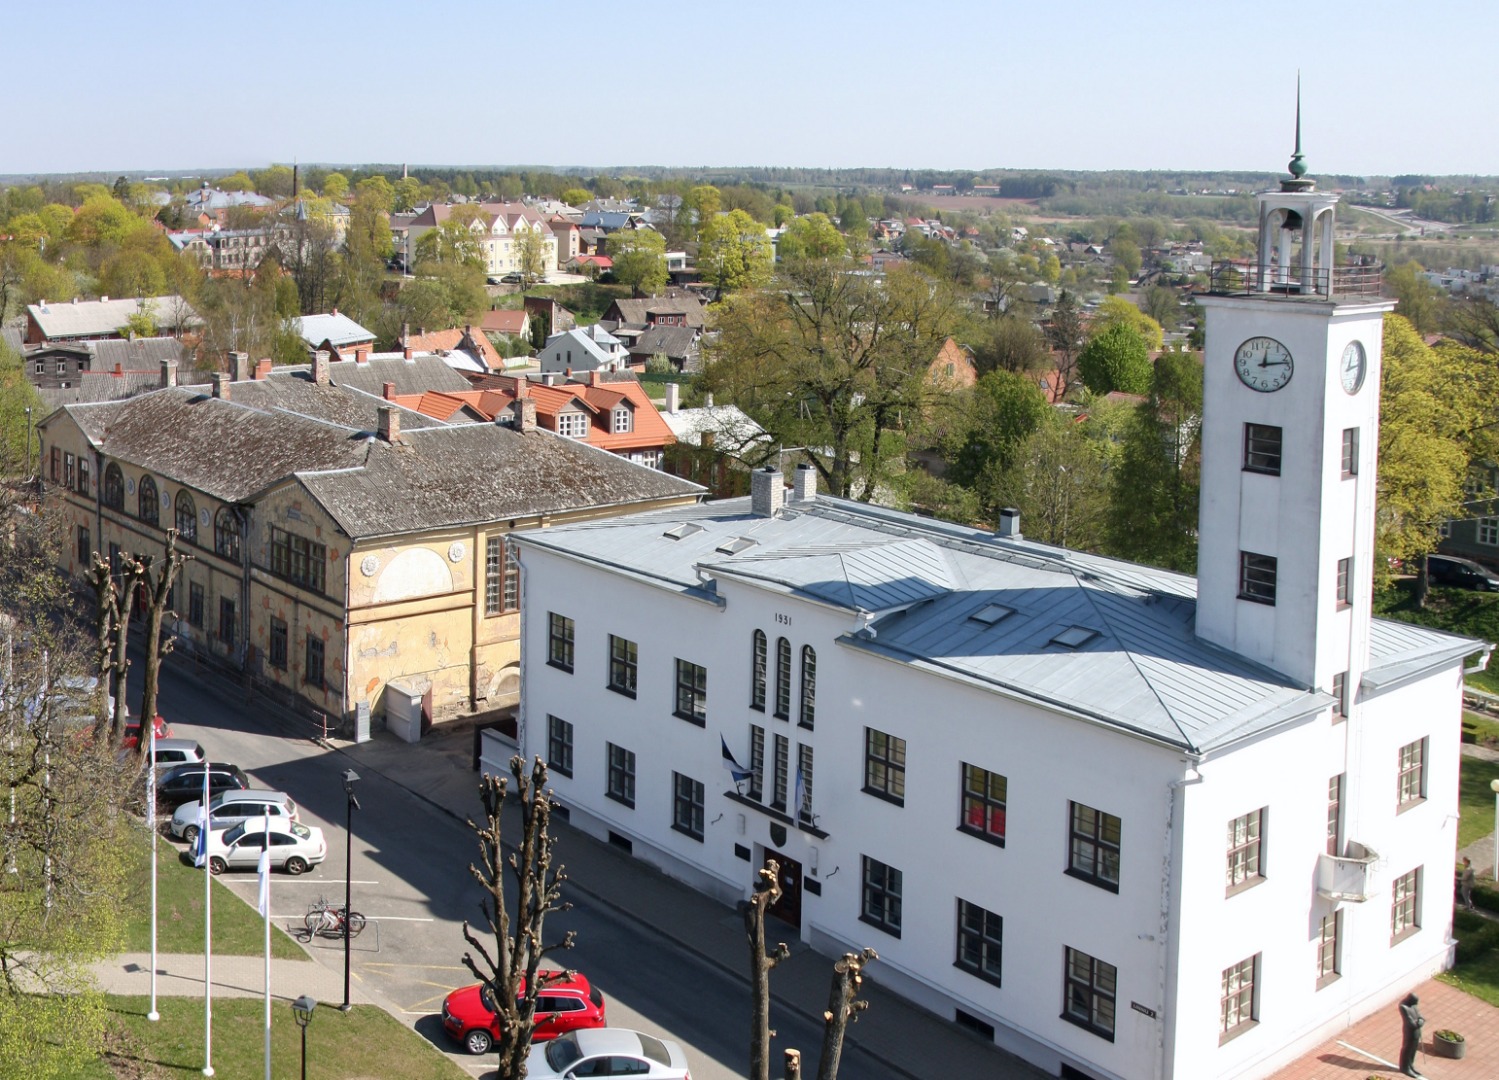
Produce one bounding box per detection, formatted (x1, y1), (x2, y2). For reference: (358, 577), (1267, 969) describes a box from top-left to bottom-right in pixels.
(122, 715), (172, 751)
(442, 972), (606, 1055)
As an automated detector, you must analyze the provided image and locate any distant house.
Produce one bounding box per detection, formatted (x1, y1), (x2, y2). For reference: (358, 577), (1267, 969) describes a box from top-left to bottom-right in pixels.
(400, 325), (504, 373)
(927, 338), (977, 390)
(295, 311), (377, 363)
(480, 308), (531, 341)
(570, 254), (613, 274)
(602, 295), (707, 331)
(523, 296), (577, 341)
(658, 381), (772, 497)
(24, 336), (187, 395)
(537, 325), (629, 374)
(25, 295), (200, 346)
(182, 185), (274, 224)
(622, 325), (701, 373)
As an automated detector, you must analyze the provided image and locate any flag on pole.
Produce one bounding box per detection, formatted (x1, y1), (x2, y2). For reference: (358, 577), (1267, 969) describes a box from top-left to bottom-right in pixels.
(256, 846), (271, 917)
(793, 765), (806, 822)
(191, 774), (210, 868)
(720, 735), (753, 783)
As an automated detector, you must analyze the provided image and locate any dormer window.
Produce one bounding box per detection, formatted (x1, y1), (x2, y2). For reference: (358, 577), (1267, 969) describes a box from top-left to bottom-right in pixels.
(612, 406), (633, 434)
(556, 411), (588, 439)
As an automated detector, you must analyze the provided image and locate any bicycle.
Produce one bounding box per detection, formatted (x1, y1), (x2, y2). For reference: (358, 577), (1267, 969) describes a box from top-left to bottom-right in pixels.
(303, 896), (367, 940)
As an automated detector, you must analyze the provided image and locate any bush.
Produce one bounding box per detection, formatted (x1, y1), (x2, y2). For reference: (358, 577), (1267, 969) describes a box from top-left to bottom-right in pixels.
(645, 353), (673, 374)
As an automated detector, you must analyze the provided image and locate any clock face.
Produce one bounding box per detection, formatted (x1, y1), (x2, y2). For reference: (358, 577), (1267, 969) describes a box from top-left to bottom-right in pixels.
(1340, 340), (1367, 394)
(1234, 337), (1294, 393)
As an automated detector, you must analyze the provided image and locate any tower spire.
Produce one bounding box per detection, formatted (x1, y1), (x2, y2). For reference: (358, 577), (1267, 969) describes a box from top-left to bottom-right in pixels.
(1282, 75), (1314, 192)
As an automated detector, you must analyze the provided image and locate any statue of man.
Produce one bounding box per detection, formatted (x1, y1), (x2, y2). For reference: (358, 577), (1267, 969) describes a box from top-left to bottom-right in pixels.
(1398, 992), (1424, 1077)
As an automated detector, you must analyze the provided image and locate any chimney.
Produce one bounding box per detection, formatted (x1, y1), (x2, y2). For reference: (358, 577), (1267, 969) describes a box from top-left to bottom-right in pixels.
(230, 351), (250, 381)
(402, 322), (410, 344)
(354, 347), (369, 365)
(312, 349), (330, 385)
(377, 405), (399, 443)
(665, 382), (680, 414)
(112, 363), (123, 377)
(159, 359), (178, 388)
(382, 381), (396, 400)
(403, 344), (414, 360)
(331, 307), (338, 317)
(254, 358), (273, 380)
(513, 378), (529, 399)
(588, 369), (602, 386)
(750, 467), (784, 519)
(792, 463), (817, 502)
(211, 372), (230, 400)
(699, 430), (715, 449)
(998, 507), (1022, 539)
(704, 391), (714, 408)
(514, 399), (537, 432)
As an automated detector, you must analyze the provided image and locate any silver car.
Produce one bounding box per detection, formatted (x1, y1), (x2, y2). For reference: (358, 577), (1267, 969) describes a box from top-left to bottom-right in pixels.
(205, 817), (326, 876)
(170, 789), (299, 845)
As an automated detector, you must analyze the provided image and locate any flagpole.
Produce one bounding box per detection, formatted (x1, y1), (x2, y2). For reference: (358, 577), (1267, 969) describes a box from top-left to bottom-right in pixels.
(147, 724), (159, 1022)
(263, 815), (272, 1080)
(200, 767), (214, 1077)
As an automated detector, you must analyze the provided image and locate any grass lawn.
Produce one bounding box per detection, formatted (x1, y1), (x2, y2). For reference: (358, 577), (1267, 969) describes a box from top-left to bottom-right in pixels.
(1465, 710), (1499, 747)
(1458, 753), (1499, 851)
(1439, 909), (1499, 1008)
(120, 825), (305, 959)
(67, 997), (468, 1080)
(1373, 580), (1499, 694)
(526, 281), (631, 324)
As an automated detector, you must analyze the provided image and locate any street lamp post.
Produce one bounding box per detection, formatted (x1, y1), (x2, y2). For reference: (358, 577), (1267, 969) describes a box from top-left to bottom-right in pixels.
(341, 769), (360, 1011)
(291, 995), (316, 1080)
(1490, 779), (1499, 883)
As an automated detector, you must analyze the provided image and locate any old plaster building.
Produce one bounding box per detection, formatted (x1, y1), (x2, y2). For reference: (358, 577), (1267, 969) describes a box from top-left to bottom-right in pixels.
(507, 160), (1486, 1079)
(37, 352), (701, 730)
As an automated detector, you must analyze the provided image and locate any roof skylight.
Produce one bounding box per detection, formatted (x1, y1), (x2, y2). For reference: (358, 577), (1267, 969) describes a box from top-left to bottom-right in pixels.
(662, 522), (704, 541)
(969, 603), (1015, 626)
(1051, 625), (1099, 649)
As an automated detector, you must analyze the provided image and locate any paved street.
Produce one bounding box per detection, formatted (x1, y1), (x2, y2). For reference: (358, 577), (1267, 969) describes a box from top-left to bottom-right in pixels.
(130, 650), (1037, 1079)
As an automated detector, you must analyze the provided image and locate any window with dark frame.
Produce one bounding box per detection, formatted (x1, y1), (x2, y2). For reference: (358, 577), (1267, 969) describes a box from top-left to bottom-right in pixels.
(748, 725), (765, 801)
(175, 490), (197, 542)
(1238, 551), (1277, 604)
(955, 899), (1003, 987)
(1391, 867), (1421, 943)
(269, 527), (325, 594)
(863, 728), (906, 805)
(214, 507), (241, 564)
(797, 743), (814, 823)
(304, 634), (324, 688)
(269, 618), (288, 671)
(485, 537), (502, 615)
(774, 637), (791, 719)
(771, 733), (789, 810)
(1397, 738), (1426, 809)
(77, 457), (89, 496)
(1243, 423), (1282, 475)
(547, 612), (575, 672)
(1220, 955), (1258, 1041)
(188, 582), (204, 628)
(1332, 671), (1348, 719)
(138, 475), (159, 525)
(672, 773), (704, 840)
(750, 630), (767, 711)
(1336, 557), (1351, 608)
(1063, 947), (1117, 1041)
(547, 715), (574, 777)
(1327, 774), (1343, 856)
(799, 646), (816, 728)
(1226, 809), (1265, 892)
(51, 447), (60, 482)
(606, 743), (635, 808)
(1341, 427), (1359, 477)
(1067, 801), (1121, 891)
(608, 635), (638, 697)
(860, 856), (902, 936)
(501, 539), (519, 612)
(217, 596), (236, 646)
(674, 658), (707, 723)
(102, 463), (124, 509)
(1317, 912), (1341, 987)
(76, 524), (90, 566)
(63, 452), (75, 491)
(960, 763), (1007, 845)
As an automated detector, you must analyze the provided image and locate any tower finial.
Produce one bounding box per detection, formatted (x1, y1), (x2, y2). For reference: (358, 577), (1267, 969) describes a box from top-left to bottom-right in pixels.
(1287, 74), (1307, 180)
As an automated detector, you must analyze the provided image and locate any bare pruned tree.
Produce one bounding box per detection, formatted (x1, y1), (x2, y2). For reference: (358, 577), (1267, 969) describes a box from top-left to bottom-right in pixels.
(461, 755), (575, 1077)
(743, 860), (791, 1080)
(136, 530), (188, 741)
(816, 949), (878, 1080)
(87, 551), (145, 745)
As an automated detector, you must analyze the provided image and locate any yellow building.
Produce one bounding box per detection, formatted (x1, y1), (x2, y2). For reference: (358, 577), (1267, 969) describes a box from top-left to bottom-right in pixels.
(37, 355), (702, 731)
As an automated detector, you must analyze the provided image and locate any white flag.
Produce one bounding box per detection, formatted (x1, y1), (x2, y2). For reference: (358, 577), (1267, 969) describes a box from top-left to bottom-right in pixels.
(191, 772), (210, 868)
(256, 849), (271, 917)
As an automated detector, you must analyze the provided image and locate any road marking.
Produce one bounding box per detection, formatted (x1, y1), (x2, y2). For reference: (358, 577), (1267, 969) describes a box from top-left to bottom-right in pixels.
(1335, 1041), (1398, 1070)
(221, 878), (382, 886)
(363, 962), (468, 970)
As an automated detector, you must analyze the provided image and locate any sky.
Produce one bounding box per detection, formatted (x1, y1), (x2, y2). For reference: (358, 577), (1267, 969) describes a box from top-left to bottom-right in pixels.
(7, 0), (1498, 179)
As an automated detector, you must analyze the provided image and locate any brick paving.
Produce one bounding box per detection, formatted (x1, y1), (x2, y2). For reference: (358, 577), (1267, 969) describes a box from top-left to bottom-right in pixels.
(1267, 979), (1499, 1080)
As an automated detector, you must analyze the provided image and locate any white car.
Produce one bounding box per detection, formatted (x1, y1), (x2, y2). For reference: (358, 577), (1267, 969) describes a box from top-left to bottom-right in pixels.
(525, 1028), (692, 1079)
(204, 816), (326, 876)
(169, 789), (299, 844)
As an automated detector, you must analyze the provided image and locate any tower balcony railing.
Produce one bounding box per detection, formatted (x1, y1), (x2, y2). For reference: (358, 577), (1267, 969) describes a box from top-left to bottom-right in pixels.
(1208, 260), (1385, 299)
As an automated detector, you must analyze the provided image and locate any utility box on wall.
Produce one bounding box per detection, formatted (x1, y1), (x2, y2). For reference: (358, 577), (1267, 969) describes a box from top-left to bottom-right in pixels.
(384, 681), (424, 744)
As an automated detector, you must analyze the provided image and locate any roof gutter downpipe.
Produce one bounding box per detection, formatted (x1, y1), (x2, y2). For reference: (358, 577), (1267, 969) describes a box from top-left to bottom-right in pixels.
(1159, 766), (1203, 1080)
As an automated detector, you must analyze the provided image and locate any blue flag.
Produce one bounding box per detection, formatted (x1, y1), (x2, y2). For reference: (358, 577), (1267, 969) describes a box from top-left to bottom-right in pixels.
(720, 735), (753, 783)
(191, 770), (210, 868)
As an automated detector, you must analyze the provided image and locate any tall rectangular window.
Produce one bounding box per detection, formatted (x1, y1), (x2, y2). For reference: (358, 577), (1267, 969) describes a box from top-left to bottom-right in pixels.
(1480, 518), (1499, 546)
(955, 899), (1003, 987)
(1243, 423), (1282, 475)
(1332, 671), (1348, 719)
(1397, 738), (1427, 809)
(76, 524), (90, 566)
(1336, 557), (1352, 608)
(674, 658), (707, 724)
(547, 715), (573, 777)
(217, 596), (236, 646)
(1068, 802), (1121, 892)
(959, 763), (1007, 845)
(748, 725), (765, 801)
(269, 618), (288, 671)
(796, 743), (814, 824)
(798, 646), (816, 729)
(1239, 551), (1277, 605)
(51, 446), (60, 482)
(771, 733), (789, 811)
(484, 537), (503, 615)
(1341, 427), (1359, 478)
(863, 728), (906, 805)
(860, 856), (902, 937)
(750, 630), (767, 711)
(774, 637), (791, 719)
(188, 582), (205, 628)
(269, 528), (326, 594)
(1220, 955), (1259, 1042)
(1226, 809), (1265, 893)
(77, 457), (89, 495)
(1317, 912), (1341, 987)
(672, 773), (704, 841)
(63, 452), (76, 490)
(606, 743), (635, 808)
(304, 634), (324, 688)
(1063, 947), (1116, 1041)
(501, 539), (519, 612)
(547, 612), (574, 672)
(608, 635), (638, 698)
(1391, 867), (1421, 944)
(1326, 774), (1343, 856)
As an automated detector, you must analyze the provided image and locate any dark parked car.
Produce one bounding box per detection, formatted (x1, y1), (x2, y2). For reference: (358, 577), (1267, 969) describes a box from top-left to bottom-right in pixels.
(157, 763), (250, 808)
(1427, 554), (1499, 591)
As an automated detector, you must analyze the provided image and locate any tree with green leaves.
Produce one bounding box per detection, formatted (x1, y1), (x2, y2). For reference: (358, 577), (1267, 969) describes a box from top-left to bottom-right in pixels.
(1139, 285), (1181, 331)
(1092, 295), (1164, 352)
(1078, 322), (1152, 396)
(946, 369), (1050, 516)
(699, 209), (773, 295)
(560, 187), (592, 208)
(1383, 261), (1447, 336)
(986, 406), (1116, 549)
(971, 313), (1048, 376)
(609, 228), (668, 296)
(1043, 289), (1086, 401)
(321, 172), (349, 200)
(0, 341), (44, 474)
(513, 225), (549, 289)
(776, 213), (846, 262)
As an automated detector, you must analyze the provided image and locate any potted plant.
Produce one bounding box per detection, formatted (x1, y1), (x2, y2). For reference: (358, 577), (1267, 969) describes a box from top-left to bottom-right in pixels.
(1433, 1029), (1466, 1059)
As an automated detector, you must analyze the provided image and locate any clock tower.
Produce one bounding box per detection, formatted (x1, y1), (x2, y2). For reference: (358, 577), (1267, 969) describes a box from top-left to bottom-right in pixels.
(1194, 114), (1394, 702)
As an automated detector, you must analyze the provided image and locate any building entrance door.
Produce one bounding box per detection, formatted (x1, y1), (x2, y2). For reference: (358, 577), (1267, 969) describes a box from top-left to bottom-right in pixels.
(763, 849), (802, 930)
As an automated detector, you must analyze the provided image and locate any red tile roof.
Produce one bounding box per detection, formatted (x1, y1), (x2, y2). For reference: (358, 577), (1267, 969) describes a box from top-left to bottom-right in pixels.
(481, 309), (529, 336)
(401, 326), (502, 371)
(457, 372), (676, 454)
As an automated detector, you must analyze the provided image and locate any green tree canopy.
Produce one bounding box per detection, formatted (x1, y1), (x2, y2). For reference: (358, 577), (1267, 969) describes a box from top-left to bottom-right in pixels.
(699, 209), (773, 294)
(609, 228), (668, 295)
(561, 188), (593, 208)
(1078, 322), (1152, 396)
(1092, 295), (1164, 352)
(321, 172), (349, 199)
(776, 213), (846, 262)
(1384, 261), (1447, 336)
(66, 194), (147, 249)
(946, 369), (1050, 504)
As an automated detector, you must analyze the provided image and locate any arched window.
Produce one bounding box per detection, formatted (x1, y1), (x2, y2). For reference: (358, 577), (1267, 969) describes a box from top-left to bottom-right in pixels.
(175, 491), (197, 543)
(799, 646), (816, 729)
(138, 475), (159, 525)
(214, 506), (241, 564)
(102, 463), (125, 510)
(750, 630), (767, 711)
(774, 637), (791, 719)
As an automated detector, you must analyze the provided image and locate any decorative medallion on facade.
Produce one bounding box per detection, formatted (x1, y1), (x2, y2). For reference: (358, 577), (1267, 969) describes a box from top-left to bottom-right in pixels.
(360, 554), (380, 577)
(448, 542), (465, 563)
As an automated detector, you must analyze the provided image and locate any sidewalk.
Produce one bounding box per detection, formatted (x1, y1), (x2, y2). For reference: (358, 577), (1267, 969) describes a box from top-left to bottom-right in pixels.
(94, 952), (357, 1007)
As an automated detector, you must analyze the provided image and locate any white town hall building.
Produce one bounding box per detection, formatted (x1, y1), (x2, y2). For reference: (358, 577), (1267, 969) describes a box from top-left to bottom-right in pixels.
(504, 159), (1488, 1079)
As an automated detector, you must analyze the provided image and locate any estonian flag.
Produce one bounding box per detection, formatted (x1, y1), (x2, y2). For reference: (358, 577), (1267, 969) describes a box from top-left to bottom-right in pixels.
(793, 765), (807, 821)
(721, 735), (753, 783)
(191, 773), (211, 869)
